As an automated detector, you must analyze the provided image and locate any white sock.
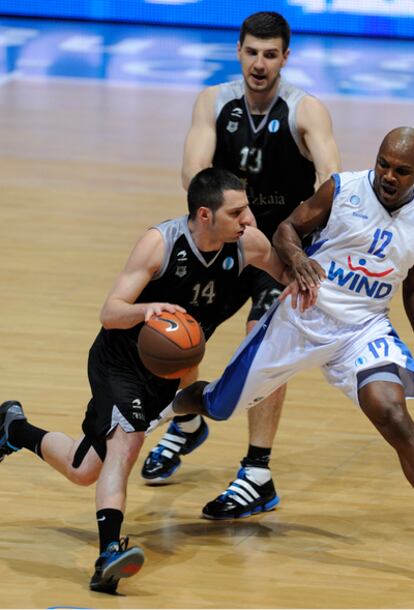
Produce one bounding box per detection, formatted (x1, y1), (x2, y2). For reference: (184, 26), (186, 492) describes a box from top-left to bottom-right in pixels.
(159, 403), (174, 421)
(176, 415), (202, 434)
(145, 403), (174, 436)
(244, 466), (271, 486)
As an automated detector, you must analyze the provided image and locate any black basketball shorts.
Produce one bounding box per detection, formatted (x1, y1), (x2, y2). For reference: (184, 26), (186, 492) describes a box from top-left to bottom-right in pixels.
(78, 330), (179, 461)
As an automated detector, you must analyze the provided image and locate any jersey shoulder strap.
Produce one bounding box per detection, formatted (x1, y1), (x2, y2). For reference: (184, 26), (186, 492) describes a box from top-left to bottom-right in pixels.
(151, 215), (188, 279)
(215, 80), (244, 118)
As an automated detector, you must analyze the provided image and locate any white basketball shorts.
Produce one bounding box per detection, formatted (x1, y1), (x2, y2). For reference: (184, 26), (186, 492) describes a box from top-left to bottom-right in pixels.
(203, 298), (414, 419)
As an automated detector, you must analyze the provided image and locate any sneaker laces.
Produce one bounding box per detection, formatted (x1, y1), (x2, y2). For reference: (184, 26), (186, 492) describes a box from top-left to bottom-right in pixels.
(106, 536), (129, 555)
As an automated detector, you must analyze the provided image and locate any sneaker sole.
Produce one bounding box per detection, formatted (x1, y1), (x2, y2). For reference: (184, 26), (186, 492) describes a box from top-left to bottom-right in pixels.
(142, 460), (181, 484)
(202, 495), (280, 520)
(101, 547), (145, 582)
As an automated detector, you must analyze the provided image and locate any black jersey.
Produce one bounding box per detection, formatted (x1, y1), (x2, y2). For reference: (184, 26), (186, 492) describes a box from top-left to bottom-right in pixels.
(213, 78), (316, 240)
(121, 215), (245, 342)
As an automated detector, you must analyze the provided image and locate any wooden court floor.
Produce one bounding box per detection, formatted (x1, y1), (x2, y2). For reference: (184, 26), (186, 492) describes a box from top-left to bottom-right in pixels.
(1, 77), (414, 609)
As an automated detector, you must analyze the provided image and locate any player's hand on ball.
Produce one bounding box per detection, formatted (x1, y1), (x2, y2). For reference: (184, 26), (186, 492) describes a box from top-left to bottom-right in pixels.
(143, 302), (186, 322)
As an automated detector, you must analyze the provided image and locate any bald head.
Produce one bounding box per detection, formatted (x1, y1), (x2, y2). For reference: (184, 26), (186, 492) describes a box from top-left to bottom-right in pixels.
(373, 126), (414, 210)
(379, 127), (414, 161)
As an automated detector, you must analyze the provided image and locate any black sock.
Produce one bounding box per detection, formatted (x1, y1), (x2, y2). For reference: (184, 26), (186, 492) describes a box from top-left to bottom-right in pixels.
(97, 508), (124, 553)
(243, 445), (271, 468)
(8, 420), (47, 459)
(174, 414), (199, 423)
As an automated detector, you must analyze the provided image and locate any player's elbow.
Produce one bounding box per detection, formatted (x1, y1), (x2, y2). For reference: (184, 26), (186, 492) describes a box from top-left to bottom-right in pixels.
(100, 304), (115, 329)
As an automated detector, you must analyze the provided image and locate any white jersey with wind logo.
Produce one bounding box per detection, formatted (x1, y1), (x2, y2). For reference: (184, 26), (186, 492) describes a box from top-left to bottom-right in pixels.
(309, 170), (414, 324)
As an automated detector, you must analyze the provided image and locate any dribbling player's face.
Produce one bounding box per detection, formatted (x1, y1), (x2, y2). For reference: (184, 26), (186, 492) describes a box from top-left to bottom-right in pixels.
(237, 35), (289, 95)
(373, 144), (414, 210)
(212, 190), (254, 242)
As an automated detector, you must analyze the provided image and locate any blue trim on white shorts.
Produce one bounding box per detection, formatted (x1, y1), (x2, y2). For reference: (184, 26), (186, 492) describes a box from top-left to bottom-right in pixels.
(387, 325), (414, 372)
(203, 304), (279, 420)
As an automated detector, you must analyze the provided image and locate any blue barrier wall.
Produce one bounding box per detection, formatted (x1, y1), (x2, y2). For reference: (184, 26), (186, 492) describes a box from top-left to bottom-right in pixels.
(0, 1), (413, 38)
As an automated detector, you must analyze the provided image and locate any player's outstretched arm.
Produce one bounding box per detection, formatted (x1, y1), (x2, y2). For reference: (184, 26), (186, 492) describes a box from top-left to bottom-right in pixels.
(241, 226), (318, 311)
(274, 178), (335, 291)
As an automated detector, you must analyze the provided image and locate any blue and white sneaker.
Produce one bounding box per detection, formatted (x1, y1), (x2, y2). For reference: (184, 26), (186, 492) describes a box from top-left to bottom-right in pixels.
(0, 400), (26, 462)
(141, 417), (209, 483)
(202, 465), (279, 520)
(89, 536), (145, 594)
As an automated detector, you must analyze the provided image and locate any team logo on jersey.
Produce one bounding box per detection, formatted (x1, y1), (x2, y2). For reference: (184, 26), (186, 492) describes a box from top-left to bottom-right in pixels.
(226, 121), (239, 133)
(349, 195), (360, 206)
(268, 119), (280, 133)
(177, 250), (188, 261)
(132, 398), (145, 421)
(231, 107), (243, 118)
(355, 356), (368, 367)
(347, 256), (394, 278)
(222, 257), (234, 270)
(175, 265), (187, 278)
(327, 260), (393, 299)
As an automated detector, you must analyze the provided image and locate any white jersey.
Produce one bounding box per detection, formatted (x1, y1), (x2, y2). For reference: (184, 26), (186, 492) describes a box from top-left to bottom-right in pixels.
(310, 170), (414, 324)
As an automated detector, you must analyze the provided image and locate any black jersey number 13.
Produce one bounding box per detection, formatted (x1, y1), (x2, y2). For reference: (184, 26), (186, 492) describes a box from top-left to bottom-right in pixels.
(239, 146), (263, 174)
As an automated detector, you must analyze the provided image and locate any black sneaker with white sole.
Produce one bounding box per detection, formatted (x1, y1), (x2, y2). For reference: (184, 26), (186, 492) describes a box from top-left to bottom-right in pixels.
(202, 465), (280, 520)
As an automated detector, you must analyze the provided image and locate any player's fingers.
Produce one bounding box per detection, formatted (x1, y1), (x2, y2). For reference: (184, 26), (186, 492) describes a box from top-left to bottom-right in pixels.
(163, 303), (186, 314)
(295, 271), (309, 291)
(145, 309), (156, 322)
(279, 282), (293, 303)
(172, 304), (187, 313)
(310, 261), (326, 282)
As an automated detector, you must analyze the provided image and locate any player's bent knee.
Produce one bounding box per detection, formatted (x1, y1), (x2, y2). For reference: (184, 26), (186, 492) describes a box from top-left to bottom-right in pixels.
(363, 398), (414, 446)
(173, 381), (209, 415)
(70, 468), (99, 486)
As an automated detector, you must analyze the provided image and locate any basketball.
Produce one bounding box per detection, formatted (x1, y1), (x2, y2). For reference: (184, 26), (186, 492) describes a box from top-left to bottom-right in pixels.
(137, 311), (205, 379)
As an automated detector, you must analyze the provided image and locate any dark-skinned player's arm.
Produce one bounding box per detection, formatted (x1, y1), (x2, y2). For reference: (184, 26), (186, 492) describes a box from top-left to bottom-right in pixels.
(272, 177), (336, 292)
(241, 226), (317, 312)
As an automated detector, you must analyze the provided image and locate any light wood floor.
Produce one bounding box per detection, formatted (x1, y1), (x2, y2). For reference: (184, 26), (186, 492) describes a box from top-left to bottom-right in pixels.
(1, 78), (414, 609)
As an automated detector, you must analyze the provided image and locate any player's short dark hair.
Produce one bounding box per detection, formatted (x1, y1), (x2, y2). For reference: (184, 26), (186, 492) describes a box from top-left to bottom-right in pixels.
(239, 11), (291, 52)
(187, 168), (245, 219)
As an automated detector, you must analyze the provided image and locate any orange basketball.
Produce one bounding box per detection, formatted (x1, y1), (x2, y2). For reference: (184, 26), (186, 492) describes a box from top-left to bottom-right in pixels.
(137, 311), (205, 379)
